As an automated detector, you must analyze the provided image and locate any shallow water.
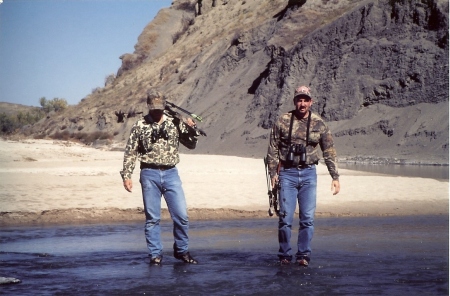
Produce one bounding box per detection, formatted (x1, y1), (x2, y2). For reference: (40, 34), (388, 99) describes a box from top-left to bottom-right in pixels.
(1, 216), (448, 295)
(339, 163), (449, 180)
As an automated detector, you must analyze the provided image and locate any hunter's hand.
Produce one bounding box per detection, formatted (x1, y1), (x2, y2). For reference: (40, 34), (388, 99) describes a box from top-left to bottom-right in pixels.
(271, 175), (278, 188)
(184, 117), (195, 127)
(123, 179), (133, 193)
(331, 180), (340, 195)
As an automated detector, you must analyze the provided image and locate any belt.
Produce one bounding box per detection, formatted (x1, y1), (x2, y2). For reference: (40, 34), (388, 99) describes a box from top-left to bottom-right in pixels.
(282, 163), (316, 170)
(140, 162), (175, 170)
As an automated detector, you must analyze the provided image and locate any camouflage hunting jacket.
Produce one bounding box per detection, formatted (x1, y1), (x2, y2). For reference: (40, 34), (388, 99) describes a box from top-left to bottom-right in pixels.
(120, 113), (199, 181)
(266, 111), (339, 180)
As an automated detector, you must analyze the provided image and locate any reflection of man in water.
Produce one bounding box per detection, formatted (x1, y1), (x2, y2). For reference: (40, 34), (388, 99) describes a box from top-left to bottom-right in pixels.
(120, 90), (200, 265)
(266, 85), (340, 266)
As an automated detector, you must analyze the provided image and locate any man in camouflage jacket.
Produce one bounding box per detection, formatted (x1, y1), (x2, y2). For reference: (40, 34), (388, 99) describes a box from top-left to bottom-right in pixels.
(266, 85), (340, 266)
(120, 89), (200, 265)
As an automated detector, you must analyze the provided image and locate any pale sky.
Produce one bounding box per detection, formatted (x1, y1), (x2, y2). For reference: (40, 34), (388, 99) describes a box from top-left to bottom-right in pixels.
(0, 0), (172, 106)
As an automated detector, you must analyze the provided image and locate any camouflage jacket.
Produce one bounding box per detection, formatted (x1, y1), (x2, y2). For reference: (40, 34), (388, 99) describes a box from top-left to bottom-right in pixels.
(120, 113), (199, 181)
(266, 111), (339, 180)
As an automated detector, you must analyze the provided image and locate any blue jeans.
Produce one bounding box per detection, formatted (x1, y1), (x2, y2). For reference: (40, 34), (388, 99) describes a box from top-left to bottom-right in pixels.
(278, 165), (317, 260)
(140, 167), (190, 258)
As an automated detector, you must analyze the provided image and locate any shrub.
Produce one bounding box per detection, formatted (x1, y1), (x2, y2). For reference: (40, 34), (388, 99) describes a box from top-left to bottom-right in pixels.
(0, 112), (17, 134)
(0, 109), (46, 135)
(52, 130), (71, 141)
(179, 70), (189, 84)
(105, 73), (116, 86)
(39, 97), (68, 113)
(50, 131), (114, 145)
(175, 1), (196, 11)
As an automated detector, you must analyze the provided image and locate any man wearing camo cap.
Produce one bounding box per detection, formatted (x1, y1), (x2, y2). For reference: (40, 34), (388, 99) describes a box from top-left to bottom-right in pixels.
(120, 89), (200, 265)
(266, 85), (340, 266)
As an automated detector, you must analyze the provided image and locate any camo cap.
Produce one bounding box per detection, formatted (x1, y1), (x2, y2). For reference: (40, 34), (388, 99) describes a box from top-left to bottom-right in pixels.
(146, 90), (166, 110)
(294, 86), (312, 100)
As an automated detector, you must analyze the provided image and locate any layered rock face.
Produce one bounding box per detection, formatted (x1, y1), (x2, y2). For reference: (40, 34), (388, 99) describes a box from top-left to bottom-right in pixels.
(248, 0), (449, 163)
(254, 0), (449, 125)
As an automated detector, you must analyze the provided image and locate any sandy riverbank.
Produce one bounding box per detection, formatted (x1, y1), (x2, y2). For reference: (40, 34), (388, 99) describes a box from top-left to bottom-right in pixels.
(0, 139), (448, 226)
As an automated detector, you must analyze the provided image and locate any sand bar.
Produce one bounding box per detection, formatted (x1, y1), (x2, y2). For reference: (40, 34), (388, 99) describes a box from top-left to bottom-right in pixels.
(0, 139), (448, 226)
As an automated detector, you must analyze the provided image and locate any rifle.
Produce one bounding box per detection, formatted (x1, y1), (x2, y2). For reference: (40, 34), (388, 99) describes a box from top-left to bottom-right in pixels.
(166, 101), (203, 122)
(164, 105), (207, 137)
(264, 157), (281, 217)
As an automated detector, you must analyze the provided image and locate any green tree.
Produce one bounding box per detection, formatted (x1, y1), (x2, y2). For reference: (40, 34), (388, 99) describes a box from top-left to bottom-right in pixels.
(51, 98), (68, 112)
(39, 97), (51, 113)
(39, 97), (68, 113)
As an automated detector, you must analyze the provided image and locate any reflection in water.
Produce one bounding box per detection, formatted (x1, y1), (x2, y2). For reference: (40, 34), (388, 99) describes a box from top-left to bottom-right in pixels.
(339, 163), (449, 180)
(1, 216), (448, 295)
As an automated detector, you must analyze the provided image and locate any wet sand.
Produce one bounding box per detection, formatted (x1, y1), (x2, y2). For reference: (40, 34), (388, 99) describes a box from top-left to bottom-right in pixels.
(0, 139), (448, 226)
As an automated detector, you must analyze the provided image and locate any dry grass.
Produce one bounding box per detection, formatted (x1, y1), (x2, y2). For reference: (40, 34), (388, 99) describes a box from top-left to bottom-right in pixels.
(136, 32), (159, 54)
(172, 16), (195, 44)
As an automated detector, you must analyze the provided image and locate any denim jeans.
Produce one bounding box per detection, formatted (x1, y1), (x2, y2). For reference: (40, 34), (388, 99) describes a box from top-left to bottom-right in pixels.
(140, 167), (189, 258)
(278, 165), (317, 260)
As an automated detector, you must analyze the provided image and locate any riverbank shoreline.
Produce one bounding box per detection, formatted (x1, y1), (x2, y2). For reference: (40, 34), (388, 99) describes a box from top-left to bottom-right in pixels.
(1, 207), (449, 227)
(0, 139), (448, 227)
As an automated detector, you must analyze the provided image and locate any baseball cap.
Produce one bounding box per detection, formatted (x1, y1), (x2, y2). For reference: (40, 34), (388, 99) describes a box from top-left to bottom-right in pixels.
(294, 86), (312, 100)
(146, 90), (166, 110)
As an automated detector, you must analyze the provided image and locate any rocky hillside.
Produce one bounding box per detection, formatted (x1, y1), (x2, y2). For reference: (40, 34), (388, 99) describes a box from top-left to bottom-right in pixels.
(21, 0), (449, 164)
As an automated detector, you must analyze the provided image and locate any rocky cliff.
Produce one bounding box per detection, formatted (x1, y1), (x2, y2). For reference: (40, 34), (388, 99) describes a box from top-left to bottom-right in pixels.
(23, 0), (449, 164)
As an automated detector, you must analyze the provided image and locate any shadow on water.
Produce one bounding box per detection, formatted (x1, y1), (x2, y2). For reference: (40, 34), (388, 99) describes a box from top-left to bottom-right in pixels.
(1, 216), (448, 295)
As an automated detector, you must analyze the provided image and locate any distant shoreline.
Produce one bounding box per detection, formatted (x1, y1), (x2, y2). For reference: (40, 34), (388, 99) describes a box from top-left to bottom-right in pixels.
(337, 157), (449, 166)
(107, 145), (450, 166)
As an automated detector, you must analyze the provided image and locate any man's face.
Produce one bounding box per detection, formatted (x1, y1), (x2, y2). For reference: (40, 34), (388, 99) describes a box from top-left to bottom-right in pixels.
(294, 95), (313, 117)
(148, 108), (164, 121)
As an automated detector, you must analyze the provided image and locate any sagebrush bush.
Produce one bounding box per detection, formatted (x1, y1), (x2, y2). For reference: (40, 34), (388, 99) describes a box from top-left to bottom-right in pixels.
(53, 130), (71, 141)
(50, 131), (114, 144)
(0, 109), (45, 135)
